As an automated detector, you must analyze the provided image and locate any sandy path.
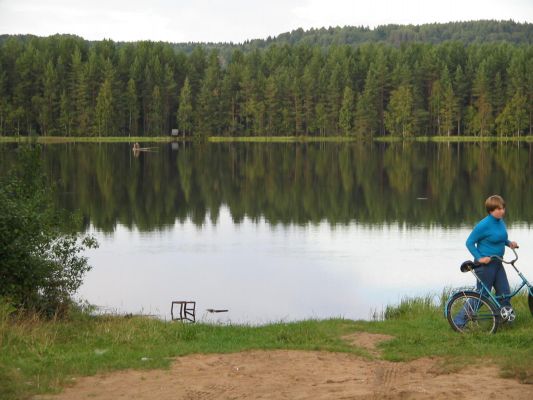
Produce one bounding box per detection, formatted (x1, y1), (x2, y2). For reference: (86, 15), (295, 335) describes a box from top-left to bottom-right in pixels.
(37, 333), (533, 400)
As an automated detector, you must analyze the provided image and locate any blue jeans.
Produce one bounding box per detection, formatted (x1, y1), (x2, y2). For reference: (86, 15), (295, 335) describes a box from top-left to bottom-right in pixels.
(453, 260), (511, 327)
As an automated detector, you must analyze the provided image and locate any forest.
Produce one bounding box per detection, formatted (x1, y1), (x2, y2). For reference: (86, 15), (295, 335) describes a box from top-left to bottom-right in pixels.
(0, 21), (532, 138)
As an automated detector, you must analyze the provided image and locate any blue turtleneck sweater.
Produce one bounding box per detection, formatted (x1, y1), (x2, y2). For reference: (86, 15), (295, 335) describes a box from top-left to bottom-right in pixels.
(466, 214), (510, 261)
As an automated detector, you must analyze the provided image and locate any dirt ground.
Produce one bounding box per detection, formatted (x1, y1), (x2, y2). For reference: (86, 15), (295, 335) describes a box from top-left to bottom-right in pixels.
(37, 333), (533, 400)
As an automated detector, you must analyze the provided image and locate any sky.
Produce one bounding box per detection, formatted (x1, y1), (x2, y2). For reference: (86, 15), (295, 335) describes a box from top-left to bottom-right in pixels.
(0, 0), (532, 44)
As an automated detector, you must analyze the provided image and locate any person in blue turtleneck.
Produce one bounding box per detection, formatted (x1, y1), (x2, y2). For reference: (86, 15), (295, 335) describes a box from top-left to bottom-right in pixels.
(454, 195), (519, 327)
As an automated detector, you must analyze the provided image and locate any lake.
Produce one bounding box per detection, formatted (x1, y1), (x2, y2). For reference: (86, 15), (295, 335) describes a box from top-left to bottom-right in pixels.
(2, 141), (533, 323)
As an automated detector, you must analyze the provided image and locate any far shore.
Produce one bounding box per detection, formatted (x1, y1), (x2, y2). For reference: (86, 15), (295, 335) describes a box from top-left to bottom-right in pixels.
(1, 135), (533, 144)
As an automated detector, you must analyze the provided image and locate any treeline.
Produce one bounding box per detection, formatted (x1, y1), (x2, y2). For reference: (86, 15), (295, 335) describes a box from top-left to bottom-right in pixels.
(0, 34), (532, 137)
(243, 20), (533, 49)
(2, 20), (531, 55)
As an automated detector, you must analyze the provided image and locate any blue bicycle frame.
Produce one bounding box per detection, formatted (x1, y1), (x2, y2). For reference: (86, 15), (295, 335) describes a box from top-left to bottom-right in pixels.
(469, 248), (533, 308)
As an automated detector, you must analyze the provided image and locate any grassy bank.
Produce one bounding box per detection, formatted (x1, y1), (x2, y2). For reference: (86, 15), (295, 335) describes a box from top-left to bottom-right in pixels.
(0, 135), (360, 144)
(375, 135), (533, 143)
(0, 136), (177, 144)
(3, 135), (533, 144)
(208, 136), (360, 142)
(2, 293), (533, 399)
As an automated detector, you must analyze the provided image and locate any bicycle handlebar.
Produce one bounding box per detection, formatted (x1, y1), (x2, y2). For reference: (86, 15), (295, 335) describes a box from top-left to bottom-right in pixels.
(487, 247), (518, 264)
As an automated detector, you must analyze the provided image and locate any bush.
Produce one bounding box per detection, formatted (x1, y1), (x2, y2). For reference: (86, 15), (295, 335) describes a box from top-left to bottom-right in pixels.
(0, 146), (97, 316)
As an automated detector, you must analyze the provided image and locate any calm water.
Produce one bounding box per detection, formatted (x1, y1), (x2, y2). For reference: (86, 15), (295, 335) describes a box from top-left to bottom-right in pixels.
(2, 142), (533, 323)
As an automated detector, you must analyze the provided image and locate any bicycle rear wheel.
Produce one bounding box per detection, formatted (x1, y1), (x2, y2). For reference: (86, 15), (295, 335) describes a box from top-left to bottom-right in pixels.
(528, 292), (533, 318)
(446, 290), (499, 334)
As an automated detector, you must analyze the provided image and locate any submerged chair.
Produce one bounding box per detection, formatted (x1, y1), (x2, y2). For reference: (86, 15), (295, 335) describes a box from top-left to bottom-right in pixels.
(171, 301), (196, 322)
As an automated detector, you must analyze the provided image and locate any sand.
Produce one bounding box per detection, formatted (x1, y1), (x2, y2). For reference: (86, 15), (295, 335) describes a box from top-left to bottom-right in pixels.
(36, 333), (533, 400)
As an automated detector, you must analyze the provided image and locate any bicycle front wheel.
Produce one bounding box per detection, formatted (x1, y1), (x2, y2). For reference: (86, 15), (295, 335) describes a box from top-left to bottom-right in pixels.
(446, 291), (499, 334)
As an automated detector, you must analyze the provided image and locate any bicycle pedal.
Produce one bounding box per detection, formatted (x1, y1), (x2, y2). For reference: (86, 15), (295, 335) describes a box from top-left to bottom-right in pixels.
(500, 306), (516, 322)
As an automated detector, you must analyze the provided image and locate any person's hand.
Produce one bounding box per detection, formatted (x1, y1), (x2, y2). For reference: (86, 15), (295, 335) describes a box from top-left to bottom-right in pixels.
(509, 241), (519, 249)
(478, 257), (491, 264)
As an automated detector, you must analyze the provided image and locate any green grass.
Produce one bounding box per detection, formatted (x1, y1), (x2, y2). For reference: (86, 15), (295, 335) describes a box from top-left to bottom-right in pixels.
(1, 293), (533, 399)
(374, 135), (533, 143)
(0, 136), (178, 144)
(0, 135), (361, 144)
(358, 291), (533, 381)
(3, 135), (533, 144)
(208, 135), (361, 142)
(0, 305), (361, 400)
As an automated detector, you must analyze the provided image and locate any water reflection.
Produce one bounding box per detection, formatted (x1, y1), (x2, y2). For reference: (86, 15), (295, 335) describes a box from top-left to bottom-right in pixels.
(2, 141), (533, 230)
(80, 207), (533, 322)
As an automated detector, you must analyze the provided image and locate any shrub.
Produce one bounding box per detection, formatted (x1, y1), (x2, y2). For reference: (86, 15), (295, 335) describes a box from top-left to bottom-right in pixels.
(0, 146), (97, 316)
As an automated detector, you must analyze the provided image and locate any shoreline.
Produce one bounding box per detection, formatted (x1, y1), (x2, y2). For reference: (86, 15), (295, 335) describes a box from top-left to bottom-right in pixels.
(2, 293), (532, 399)
(2, 135), (533, 144)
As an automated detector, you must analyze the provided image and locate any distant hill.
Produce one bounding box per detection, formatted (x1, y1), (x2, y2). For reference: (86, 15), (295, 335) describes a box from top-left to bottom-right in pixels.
(1, 20), (532, 54)
(169, 20), (533, 54)
(249, 20), (532, 46)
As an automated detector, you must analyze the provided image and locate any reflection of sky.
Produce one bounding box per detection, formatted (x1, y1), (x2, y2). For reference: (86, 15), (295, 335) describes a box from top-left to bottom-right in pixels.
(79, 207), (533, 324)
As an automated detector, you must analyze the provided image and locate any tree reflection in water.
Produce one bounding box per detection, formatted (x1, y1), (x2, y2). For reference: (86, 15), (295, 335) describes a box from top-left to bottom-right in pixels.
(2, 142), (532, 231)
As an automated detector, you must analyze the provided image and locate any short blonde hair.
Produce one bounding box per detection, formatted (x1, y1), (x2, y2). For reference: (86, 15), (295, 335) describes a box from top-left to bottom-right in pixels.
(485, 195), (506, 213)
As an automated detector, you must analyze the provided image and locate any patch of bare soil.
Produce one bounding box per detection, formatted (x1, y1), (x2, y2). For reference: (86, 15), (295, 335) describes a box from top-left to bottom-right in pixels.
(36, 334), (533, 400)
(342, 332), (395, 356)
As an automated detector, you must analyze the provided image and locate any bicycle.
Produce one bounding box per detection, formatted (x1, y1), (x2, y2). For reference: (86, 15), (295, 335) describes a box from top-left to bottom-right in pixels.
(445, 248), (533, 334)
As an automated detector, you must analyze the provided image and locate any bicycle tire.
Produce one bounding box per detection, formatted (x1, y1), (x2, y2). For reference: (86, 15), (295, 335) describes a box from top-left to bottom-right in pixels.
(446, 290), (499, 334)
(528, 292), (533, 318)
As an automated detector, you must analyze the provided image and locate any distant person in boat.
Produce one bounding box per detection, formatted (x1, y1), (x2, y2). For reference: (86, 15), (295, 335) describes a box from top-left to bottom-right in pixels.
(132, 142), (141, 157)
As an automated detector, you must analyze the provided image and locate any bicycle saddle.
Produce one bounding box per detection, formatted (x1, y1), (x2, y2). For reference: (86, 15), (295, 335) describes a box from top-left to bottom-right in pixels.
(460, 260), (477, 273)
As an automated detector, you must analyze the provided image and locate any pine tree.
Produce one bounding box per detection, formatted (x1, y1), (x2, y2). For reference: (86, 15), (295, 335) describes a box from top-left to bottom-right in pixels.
(339, 86), (355, 135)
(222, 50), (245, 135)
(453, 65), (468, 135)
(58, 90), (72, 136)
(13, 43), (38, 134)
(197, 51), (222, 136)
(177, 77), (193, 135)
(440, 66), (457, 136)
(327, 63), (345, 134)
(126, 78), (139, 136)
(302, 48), (322, 135)
(384, 84), (415, 137)
(471, 62), (493, 136)
(264, 74), (279, 135)
(429, 79), (442, 135)
(355, 65), (379, 137)
(72, 50), (91, 136)
(148, 85), (163, 135)
(496, 91), (528, 137)
(162, 64), (176, 134)
(95, 79), (113, 136)
(41, 60), (57, 135)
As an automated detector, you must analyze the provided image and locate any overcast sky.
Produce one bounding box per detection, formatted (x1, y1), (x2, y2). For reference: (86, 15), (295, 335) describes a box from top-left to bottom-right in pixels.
(0, 0), (532, 43)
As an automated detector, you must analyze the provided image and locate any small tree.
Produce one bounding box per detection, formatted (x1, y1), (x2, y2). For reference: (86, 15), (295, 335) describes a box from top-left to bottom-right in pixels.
(496, 91), (528, 137)
(0, 146), (97, 316)
(385, 84), (415, 137)
(339, 86), (355, 136)
(177, 77), (194, 136)
(95, 79), (114, 136)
